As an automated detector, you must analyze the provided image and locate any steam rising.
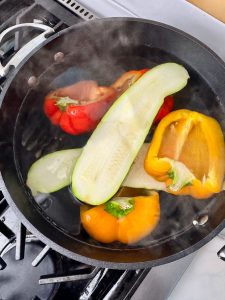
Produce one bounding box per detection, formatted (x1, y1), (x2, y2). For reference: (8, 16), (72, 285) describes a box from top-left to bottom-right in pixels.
(10, 19), (225, 251)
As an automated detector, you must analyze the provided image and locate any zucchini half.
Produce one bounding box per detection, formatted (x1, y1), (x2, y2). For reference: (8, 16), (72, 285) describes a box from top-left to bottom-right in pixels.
(27, 149), (82, 195)
(123, 143), (166, 191)
(72, 63), (189, 205)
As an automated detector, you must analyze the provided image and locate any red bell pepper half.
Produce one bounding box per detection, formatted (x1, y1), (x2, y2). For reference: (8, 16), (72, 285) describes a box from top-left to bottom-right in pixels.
(44, 70), (174, 135)
(44, 81), (117, 135)
(153, 95), (174, 124)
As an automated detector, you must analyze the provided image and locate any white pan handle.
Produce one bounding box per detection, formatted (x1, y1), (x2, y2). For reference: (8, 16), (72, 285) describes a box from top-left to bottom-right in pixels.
(0, 23), (55, 77)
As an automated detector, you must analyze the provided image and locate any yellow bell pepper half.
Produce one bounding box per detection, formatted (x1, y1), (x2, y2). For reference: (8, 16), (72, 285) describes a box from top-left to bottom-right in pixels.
(80, 193), (160, 244)
(144, 109), (225, 199)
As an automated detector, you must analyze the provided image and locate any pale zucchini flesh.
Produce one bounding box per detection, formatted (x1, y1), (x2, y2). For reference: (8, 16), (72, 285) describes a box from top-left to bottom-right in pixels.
(27, 149), (82, 195)
(123, 143), (166, 191)
(26, 144), (165, 196)
(72, 63), (189, 205)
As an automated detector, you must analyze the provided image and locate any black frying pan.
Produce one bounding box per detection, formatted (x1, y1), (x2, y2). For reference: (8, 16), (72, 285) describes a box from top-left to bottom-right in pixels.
(1, 18), (225, 269)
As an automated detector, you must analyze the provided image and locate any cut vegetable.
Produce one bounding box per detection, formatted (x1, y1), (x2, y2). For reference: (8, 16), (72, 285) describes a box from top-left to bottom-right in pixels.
(123, 143), (166, 191)
(27, 149), (82, 195)
(145, 109), (225, 198)
(80, 193), (160, 244)
(44, 81), (117, 135)
(72, 63), (189, 205)
(26, 143), (165, 197)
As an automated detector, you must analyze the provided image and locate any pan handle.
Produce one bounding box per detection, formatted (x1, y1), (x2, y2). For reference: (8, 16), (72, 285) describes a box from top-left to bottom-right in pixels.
(0, 23), (55, 77)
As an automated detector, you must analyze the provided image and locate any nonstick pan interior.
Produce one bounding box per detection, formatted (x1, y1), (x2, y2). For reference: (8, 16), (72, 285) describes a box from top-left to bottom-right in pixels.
(13, 42), (225, 251)
(1, 18), (225, 267)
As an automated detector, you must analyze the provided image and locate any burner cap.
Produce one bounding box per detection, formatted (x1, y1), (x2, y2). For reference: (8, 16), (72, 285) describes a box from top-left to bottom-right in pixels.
(0, 240), (59, 300)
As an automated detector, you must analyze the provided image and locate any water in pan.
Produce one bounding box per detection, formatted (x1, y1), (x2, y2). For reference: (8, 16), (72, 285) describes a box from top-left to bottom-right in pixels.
(13, 45), (225, 250)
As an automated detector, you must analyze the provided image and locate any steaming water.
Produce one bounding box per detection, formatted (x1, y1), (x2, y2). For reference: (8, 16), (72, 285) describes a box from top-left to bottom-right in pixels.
(13, 27), (225, 250)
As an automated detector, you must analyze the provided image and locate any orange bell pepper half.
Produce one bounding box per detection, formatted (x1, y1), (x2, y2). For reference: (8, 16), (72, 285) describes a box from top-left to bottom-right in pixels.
(144, 109), (225, 199)
(80, 193), (160, 244)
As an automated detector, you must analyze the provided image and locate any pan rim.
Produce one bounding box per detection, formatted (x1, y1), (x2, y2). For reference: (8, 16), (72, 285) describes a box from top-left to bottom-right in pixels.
(1, 17), (225, 269)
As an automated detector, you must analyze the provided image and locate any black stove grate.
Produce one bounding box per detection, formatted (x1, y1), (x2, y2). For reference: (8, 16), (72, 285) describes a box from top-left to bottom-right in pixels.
(0, 191), (7, 215)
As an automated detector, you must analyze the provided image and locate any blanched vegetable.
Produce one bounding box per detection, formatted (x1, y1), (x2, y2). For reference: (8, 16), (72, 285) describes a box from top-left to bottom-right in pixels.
(123, 143), (166, 191)
(44, 81), (117, 135)
(112, 69), (175, 123)
(27, 149), (82, 195)
(145, 109), (225, 198)
(80, 193), (160, 244)
(72, 63), (189, 205)
(26, 143), (166, 197)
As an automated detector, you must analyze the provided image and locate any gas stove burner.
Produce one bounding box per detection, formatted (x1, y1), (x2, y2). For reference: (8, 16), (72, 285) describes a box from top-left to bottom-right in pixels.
(0, 236), (61, 300)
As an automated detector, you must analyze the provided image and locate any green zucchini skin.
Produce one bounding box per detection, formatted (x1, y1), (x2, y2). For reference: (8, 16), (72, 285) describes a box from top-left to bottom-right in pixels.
(27, 149), (82, 195)
(71, 63), (189, 205)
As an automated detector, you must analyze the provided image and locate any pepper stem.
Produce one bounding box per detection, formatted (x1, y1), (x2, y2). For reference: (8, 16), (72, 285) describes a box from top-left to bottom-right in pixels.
(166, 160), (195, 191)
(55, 96), (79, 111)
(104, 197), (135, 218)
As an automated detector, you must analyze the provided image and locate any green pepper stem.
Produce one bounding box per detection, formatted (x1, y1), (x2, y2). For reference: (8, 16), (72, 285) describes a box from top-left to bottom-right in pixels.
(56, 96), (79, 111)
(104, 197), (135, 218)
